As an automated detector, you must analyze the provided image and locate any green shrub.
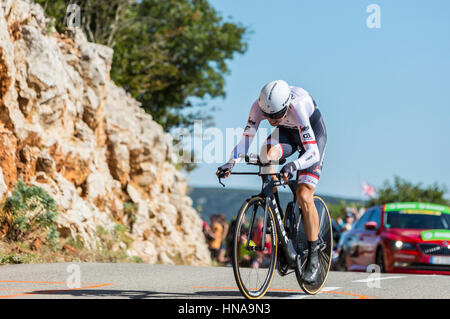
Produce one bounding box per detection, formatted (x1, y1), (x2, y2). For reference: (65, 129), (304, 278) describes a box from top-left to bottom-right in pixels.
(0, 181), (59, 246)
(123, 201), (138, 228)
(0, 254), (22, 265)
(130, 256), (144, 263)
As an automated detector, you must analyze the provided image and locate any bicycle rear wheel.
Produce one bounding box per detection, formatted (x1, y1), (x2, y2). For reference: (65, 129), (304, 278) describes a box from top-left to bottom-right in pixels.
(232, 196), (277, 299)
(295, 196), (333, 295)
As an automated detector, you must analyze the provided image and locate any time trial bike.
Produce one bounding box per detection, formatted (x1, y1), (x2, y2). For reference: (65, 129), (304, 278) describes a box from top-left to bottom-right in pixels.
(218, 154), (333, 299)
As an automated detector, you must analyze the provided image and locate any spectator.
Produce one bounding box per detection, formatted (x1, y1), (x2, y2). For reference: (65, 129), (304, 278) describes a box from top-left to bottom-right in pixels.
(357, 207), (366, 219)
(217, 213), (230, 264)
(336, 217), (344, 228)
(331, 218), (342, 250)
(248, 218), (273, 269)
(202, 219), (214, 241)
(208, 215), (224, 262)
(225, 217), (237, 264)
(252, 218), (264, 246)
(346, 207), (357, 220)
(258, 233), (273, 268)
(341, 211), (355, 232)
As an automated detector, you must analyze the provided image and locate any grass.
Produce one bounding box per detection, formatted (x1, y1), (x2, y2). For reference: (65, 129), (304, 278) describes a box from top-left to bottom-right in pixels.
(0, 231), (144, 265)
(0, 181), (144, 266)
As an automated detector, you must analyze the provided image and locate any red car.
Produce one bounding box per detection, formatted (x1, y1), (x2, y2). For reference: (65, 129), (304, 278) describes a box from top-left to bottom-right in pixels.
(336, 202), (450, 275)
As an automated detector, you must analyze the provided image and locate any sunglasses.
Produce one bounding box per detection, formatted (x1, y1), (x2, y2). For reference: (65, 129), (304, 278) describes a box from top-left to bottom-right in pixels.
(261, 106), (288, 119)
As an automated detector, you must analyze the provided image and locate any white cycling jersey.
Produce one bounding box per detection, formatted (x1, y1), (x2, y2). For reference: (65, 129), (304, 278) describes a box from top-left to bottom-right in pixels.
(230, 86), (320, 171)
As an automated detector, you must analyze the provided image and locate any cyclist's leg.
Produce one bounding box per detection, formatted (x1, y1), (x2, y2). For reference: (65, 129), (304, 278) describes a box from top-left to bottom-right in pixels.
(296, 169), (322, 283)
(260, 126), (298, 210)
(295, 115), (327, 241)
(297, 183), (319, 241)
(259, 126), (297, 164)
(295, 118), (327, 283)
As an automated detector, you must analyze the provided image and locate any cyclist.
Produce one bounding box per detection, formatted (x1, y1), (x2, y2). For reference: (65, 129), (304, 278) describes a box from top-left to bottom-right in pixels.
(216, 80), (327, 284)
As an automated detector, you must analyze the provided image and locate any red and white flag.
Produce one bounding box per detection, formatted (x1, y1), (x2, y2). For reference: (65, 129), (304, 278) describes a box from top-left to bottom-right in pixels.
(362, 182), (376, 198)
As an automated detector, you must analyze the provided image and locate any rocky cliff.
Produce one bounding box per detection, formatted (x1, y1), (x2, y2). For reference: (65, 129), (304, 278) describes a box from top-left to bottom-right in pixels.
(0, 0), (210, 265)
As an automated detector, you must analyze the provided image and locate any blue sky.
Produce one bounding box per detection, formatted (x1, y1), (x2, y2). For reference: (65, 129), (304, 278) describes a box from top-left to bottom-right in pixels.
(185, 0), (450, 199)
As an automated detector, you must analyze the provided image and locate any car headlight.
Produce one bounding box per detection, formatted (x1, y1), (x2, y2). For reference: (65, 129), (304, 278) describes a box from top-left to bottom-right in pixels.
(390, 240), (416, 251)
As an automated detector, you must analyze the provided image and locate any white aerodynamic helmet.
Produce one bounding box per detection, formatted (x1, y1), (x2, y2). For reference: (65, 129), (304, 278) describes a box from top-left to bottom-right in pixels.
(258, 80), (292, 119)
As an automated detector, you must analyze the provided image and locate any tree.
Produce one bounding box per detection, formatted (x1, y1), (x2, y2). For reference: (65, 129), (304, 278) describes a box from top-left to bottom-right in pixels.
(112, 0), (248, 131)
(34, 0), (248, 131)
(327, 200), (364, 220)
(368, 176), (449, 207)
(36, 0), (137, 48)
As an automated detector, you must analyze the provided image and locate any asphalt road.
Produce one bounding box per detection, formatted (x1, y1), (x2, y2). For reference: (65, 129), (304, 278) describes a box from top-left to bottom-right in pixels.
(0, 263), (449, 299)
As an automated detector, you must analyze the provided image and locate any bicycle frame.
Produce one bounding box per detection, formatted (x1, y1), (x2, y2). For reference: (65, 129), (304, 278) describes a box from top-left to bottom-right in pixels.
(230, 171), (300, 268)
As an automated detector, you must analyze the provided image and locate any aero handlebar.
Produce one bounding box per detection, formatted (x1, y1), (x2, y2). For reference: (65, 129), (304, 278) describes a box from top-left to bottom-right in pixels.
(217, 154), (288, 187)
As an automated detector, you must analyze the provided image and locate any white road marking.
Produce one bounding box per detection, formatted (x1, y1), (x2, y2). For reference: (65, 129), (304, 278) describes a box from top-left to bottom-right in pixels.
(282, 294), (310, 299)
(352, 276), (407, 283)
(320, 286), (342, 292)
(282, 286), (342, 299)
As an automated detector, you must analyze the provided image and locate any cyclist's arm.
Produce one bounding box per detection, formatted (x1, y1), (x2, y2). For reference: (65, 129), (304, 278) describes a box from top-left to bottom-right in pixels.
(228, 101), (263, 162)
(292, 101), (320, 170)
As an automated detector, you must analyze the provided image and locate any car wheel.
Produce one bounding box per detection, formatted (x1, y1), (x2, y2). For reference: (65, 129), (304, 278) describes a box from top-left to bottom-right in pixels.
(376, 247), (386, 273)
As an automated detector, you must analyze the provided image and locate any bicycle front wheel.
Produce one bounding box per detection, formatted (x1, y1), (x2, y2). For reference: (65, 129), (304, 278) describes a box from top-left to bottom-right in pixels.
(295, 195), (333, 295)
(232, 196), (277, 299)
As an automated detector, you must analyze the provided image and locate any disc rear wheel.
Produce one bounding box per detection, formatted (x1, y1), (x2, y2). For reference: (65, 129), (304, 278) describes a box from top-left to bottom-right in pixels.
(295, 196), (333, 295)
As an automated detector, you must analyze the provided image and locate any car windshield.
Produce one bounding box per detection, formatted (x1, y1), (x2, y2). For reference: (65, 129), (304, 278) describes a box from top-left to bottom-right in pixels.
(385, 210), (450, 230)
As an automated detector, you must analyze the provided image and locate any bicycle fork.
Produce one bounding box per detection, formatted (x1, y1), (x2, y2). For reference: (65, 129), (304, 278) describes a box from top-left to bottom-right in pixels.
(268, 196), (298, 267)
(245, 198), (271, 252)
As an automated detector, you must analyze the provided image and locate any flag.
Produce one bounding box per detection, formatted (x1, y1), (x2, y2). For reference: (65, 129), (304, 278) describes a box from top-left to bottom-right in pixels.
(362, 182), (376, 198)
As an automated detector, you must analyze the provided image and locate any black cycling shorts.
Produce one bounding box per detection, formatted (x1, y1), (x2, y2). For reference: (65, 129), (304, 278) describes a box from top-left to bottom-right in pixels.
(262, 109), (327, 187)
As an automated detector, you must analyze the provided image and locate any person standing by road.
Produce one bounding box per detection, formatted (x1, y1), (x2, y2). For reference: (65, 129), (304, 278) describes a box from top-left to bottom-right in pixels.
(341, 212), (355, 232)
(202, 219), (214, 242)
(208, 215), (224, 262)
(217, 213), (230, 264)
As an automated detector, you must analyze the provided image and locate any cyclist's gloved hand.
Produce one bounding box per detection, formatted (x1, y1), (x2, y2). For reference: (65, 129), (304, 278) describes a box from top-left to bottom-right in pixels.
(280, 162), (297, 180)
(216, 161), (235, 178)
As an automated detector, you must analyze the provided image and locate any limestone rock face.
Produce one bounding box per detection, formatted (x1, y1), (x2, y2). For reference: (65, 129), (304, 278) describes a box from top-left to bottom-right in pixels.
(0, 0), (210, 265)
